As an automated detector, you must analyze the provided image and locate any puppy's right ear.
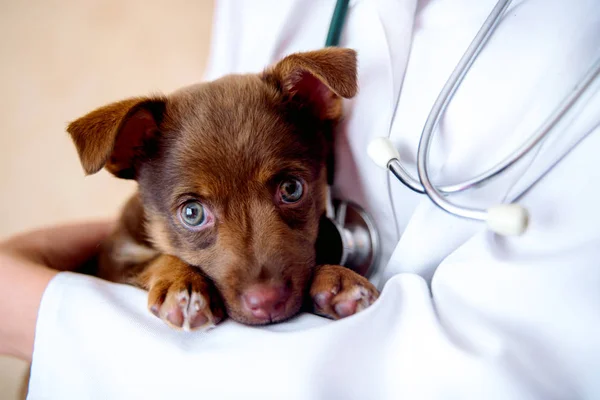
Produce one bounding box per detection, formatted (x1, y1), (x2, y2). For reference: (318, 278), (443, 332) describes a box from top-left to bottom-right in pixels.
(67, 96), (166, 179)
(263, 47), (358, 121)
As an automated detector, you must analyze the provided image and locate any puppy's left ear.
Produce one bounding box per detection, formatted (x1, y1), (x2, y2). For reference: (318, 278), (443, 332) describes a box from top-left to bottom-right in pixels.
(263, 48), (358, 120)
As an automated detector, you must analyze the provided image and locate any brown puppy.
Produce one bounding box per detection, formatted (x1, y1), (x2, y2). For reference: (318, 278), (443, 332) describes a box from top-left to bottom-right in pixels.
(68, 48), (379, 330)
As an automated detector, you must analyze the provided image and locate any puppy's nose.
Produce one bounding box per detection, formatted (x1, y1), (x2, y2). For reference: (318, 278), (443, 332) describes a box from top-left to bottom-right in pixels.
(241, 284), (290, 321)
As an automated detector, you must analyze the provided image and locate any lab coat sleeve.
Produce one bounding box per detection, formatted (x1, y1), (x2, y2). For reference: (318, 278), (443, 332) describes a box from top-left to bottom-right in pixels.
(28, 269), (535, 400)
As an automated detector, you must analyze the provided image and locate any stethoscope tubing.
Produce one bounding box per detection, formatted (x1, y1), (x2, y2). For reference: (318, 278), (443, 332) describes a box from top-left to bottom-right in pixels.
(391, 56), (600, 198)
(417, 0), (513, 221)
(395, 0), (600, 225)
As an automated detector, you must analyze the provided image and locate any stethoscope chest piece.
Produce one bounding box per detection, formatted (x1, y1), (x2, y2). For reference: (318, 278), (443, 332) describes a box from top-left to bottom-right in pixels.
(315, 200), (380, 278)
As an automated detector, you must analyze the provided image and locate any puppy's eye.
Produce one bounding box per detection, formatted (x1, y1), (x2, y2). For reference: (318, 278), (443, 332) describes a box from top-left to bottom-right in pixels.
(180, 201), (206, 227)
(278, 178), (304, 203)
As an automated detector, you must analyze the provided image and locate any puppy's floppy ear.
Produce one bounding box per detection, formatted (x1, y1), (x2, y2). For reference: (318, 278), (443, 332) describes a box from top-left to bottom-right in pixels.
(67, 96), (166, 179)
(263, 47), (358, 120)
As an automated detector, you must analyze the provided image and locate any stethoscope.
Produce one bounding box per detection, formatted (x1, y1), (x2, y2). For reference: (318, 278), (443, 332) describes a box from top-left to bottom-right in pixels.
(318, 0), (600, 277)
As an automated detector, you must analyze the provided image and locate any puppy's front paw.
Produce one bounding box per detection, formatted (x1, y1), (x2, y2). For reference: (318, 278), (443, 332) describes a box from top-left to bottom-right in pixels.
(310, 264), (379, 320)
(145, 261), (225, 331)
(139, 255), (225, 331)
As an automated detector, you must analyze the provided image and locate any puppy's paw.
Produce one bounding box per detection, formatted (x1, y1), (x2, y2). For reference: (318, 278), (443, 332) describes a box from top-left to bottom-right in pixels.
(148, 273), (224, 331)
(310, 264), (379, 320)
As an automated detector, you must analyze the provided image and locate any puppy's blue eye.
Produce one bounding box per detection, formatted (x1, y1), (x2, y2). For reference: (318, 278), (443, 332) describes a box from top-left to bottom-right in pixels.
(180, 201), (206, 226)
(279, 178), (304, 203)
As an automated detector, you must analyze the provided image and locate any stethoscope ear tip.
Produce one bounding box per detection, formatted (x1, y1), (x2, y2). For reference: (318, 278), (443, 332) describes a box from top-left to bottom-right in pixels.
(367, 137), (400, 169)
(486, 204), (529, 236)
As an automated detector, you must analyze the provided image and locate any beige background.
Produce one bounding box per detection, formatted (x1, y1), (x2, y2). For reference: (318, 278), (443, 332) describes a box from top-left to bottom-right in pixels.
(0, 1), (214, 398)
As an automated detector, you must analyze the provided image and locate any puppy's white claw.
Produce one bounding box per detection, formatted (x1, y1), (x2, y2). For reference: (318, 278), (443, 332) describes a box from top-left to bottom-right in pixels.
(152, 288), (219, 332)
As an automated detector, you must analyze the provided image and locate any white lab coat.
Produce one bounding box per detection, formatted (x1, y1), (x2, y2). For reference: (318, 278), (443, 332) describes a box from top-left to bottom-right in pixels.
(28, 0), (600, 399)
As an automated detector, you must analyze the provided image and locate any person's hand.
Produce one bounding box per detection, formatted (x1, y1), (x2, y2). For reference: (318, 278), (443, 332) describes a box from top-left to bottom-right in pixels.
(0, 221), (114, 361)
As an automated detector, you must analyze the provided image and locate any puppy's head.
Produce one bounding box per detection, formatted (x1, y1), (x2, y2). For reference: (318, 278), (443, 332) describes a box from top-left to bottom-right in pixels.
(68, 48), (357, 324)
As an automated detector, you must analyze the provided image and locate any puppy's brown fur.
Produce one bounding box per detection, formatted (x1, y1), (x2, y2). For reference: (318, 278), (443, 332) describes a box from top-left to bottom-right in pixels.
(68, 48), (378, 330)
